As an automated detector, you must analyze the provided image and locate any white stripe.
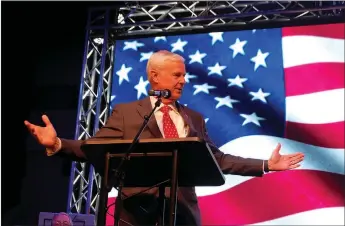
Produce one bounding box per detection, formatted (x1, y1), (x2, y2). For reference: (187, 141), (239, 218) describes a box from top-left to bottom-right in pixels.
(282, 35), (344, 68)
(109, 187), (118, 198)
(286, 88), (344, 124)
(195, 135), (344, 197)
(252, 207), (345, 225)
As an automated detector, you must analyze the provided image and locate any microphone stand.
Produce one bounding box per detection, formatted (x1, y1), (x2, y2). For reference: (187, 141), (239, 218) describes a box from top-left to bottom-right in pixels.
(110, 97), (162, 226)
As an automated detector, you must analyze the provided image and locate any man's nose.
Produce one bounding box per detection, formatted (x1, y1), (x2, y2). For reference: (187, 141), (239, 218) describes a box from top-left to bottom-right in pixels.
(180, 76), (186, 84)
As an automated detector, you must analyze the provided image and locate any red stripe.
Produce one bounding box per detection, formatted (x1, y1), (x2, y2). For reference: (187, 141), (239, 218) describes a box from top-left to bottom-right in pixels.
(285, 121), (344, 148)
(284, 62), (345, 96)
(106, 198), (116, 225)
(282, 23), (345, 39)
(106, 171), (344, 225)
(198, 170), (344, 225)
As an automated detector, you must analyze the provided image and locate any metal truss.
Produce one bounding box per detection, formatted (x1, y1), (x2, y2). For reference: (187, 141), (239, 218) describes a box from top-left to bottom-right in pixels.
(67, 0), (345, 220)
(66, 10), (114, 216)
(99, 1), (344, 37)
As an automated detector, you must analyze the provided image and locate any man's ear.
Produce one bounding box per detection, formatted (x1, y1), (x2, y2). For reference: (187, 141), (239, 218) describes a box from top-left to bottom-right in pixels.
(150, 70), (159, 84)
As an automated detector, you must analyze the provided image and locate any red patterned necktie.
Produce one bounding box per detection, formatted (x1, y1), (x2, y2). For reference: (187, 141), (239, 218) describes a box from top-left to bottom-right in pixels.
(160, 105), (179, 138)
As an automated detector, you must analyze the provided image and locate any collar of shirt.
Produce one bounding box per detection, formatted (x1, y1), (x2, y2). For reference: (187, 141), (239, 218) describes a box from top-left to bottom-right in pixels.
(149, 96), (179, 114)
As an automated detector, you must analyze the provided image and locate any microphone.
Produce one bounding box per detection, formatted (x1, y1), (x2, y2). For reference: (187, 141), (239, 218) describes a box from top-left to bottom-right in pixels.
(148, 89), (171, 98)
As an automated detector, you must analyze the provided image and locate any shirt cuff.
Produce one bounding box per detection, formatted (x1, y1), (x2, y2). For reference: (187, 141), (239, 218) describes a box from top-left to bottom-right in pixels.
(46, 138), (62, 156)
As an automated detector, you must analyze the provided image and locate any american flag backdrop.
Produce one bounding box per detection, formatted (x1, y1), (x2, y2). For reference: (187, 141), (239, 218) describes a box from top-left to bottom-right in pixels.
(106, 23), (345, 225)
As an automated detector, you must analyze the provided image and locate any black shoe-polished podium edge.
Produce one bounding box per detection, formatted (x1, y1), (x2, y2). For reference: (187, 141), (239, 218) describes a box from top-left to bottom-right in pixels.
(81, 137), (225, 226)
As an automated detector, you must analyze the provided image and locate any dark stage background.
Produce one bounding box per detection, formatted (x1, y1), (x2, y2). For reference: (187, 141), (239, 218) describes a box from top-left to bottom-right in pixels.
(1, 2), (115, 225)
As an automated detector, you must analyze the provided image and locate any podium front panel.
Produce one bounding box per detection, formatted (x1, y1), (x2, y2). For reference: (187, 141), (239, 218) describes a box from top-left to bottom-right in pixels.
(82, 137), (225, 187)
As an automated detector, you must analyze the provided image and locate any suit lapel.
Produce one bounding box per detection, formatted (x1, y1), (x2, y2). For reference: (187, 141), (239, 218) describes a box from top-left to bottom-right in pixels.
(137, 97), (162, 138)
(176, 102), (198, 137)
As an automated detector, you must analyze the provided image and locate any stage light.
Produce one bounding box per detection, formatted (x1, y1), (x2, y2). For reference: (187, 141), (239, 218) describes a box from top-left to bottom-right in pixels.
(93, 38), (104, 44)
(118, 13), (125, 24)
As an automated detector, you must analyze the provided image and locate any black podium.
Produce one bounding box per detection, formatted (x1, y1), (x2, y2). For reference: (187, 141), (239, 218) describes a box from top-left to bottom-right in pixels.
(81, 137), (225, 226)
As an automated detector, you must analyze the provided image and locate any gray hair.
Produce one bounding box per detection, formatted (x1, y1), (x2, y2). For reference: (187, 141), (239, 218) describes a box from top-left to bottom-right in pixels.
(146, 50), (185, 82)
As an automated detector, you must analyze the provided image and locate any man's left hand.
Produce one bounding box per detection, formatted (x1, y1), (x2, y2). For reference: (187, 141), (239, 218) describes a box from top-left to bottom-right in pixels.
(268, 143), (304, 171)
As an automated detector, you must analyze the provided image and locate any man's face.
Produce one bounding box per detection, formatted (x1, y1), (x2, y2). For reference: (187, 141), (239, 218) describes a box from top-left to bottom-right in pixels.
(153, 60), (186, 101)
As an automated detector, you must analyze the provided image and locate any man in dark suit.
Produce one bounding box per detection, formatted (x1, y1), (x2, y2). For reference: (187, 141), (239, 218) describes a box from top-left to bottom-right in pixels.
(24, 50), (304, 226)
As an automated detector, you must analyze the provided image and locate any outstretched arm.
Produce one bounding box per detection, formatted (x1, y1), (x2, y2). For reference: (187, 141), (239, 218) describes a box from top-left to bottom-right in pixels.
(56, 106), (125, 161)
(199, 115), (304, 176)
(25, 105), (125, 162)
(199, 115), (265, 177)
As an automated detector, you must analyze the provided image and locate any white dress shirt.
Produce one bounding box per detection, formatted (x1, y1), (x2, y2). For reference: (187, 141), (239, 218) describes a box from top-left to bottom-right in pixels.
(150, 96), (188, 138)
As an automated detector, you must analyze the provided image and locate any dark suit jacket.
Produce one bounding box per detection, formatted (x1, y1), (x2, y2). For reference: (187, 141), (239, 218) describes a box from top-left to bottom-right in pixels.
(58, 96), (265, 225)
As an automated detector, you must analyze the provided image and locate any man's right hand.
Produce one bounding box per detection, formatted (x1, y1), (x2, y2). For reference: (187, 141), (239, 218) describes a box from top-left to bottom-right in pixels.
(24, 115), (58, 149)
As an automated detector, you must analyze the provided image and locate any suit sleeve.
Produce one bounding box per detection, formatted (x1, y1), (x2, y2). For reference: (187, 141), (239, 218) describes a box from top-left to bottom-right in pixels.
(57, 105), (125, 161)
(200, 115), (264, 177)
